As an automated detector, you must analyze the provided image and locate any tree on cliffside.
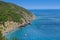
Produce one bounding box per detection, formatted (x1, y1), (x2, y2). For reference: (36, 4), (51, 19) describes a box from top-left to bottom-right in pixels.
(0, 31), (3, 40)
(0, 12), (8, 27)
(0, 31), (8, 40)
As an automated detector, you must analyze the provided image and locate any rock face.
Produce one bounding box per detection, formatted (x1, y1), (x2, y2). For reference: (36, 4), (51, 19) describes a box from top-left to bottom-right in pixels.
(0, 1), (36, 35)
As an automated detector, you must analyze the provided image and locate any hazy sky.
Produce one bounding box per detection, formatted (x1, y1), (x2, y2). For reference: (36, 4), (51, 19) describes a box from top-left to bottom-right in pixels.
(3, 0), (60, 9)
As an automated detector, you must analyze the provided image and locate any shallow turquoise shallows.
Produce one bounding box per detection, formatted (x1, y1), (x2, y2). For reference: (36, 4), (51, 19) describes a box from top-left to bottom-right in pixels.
(7, 10), (60, 40)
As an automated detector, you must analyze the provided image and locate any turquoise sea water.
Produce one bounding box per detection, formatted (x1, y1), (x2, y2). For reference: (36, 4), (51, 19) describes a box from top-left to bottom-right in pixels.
(7, 9), (60, 40)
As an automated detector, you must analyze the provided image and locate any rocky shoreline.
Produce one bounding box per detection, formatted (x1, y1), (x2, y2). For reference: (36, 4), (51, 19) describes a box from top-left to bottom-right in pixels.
(2, 15), (36, 36)
(0, 1), (36, 37)
(3, 22), (31, 36)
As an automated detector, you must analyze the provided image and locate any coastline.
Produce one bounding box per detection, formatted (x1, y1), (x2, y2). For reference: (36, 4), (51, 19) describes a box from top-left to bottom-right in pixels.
(3, 15), (36, 36)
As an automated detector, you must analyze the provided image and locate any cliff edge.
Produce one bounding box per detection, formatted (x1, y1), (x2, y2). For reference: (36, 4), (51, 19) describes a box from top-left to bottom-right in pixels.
(0, 1), (36, 35)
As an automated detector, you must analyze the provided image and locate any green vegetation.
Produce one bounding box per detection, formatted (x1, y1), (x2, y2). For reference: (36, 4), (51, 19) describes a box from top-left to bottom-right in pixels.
(0, 31), (3, 40)
(0, 1), (33, 27)
(0, 12), (8, 27)
(0, 31), (8, 40)
(0, 31), (19, 40)
(0, 1), (34, 40)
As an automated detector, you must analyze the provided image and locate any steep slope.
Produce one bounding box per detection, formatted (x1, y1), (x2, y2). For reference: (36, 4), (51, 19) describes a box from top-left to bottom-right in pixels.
(0, 1), (36, 35)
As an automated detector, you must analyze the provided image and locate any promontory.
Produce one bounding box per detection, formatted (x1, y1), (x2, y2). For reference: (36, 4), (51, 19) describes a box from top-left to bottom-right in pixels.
(0, 1), (36, 35)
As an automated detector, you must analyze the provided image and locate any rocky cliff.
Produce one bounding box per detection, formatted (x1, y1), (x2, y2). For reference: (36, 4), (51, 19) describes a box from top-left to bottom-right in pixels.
(0, 1), (36, 35)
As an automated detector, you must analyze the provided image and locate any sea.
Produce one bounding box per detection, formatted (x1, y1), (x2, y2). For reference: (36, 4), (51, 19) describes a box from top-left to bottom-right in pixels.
(6, 9), (60, 40)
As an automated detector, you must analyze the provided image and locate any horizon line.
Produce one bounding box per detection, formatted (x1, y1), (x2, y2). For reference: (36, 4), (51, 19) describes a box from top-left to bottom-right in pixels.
(25, 8), (60, 10)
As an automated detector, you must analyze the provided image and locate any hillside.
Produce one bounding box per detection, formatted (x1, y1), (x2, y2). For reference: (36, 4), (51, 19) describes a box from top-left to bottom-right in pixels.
(0, 1), (36, 35)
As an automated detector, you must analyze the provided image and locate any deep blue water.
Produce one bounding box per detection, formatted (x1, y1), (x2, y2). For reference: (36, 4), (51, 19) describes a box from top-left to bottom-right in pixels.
(7, 9), (60, 40)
